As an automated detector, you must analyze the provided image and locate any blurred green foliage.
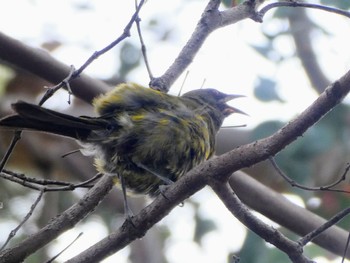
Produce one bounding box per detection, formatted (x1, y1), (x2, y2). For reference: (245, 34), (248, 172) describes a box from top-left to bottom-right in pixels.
(320, 0), (350, 10)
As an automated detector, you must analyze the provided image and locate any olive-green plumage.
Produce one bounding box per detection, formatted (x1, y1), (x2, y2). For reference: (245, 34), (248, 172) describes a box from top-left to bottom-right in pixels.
(0, 83), (245, 196)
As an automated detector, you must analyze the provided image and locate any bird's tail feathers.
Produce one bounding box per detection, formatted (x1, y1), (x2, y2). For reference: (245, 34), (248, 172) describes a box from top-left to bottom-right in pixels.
(0, 101), (106, 140)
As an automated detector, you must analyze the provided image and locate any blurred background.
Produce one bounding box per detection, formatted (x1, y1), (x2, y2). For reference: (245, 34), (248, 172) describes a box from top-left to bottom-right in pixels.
(1, 0), (350, 262)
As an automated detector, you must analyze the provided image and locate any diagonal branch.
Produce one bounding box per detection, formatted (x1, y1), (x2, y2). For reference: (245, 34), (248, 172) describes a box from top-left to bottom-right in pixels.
(0, 190), (44, 251)
(150, 0), (256, 91)
(210, 181), (312, 263)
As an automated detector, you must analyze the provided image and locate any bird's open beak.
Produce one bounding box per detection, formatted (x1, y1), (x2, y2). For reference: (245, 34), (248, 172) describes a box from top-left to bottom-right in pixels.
(222, 94), (248, 116)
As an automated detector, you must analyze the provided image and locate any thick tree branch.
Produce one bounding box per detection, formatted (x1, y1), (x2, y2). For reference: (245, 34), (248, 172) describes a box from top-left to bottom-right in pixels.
(0, 33), (110, 104)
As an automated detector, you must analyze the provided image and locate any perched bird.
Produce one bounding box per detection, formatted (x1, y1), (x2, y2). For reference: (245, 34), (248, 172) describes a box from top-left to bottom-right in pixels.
(0, 83), (245, 202)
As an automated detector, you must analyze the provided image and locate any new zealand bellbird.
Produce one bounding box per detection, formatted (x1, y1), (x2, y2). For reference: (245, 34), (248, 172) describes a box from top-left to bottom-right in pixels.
(0, 83), (245, 197)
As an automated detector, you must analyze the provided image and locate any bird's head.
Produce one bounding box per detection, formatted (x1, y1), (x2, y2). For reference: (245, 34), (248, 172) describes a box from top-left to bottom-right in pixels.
(181, 88), (246, 130)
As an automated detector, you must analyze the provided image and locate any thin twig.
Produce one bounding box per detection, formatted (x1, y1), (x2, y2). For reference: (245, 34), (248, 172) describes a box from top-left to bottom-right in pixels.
(39, 65), (75, 106)
(135, 0), (153, 80)
(3, 169), (78, 186)
(46, 232), (83, 263)
(178, 70), (189, 96)
(254, 1), (350, 22)
(221, 124), (247, 128)
(0, 171), (48, 191)
(72, 173), (103, 188)
(0, 170), (102, 191)
(0, 131), (21, 172)
(74, 0), (146, 76)
(200, 78), (206, 89)
(298, 207), (350, 246)
(0, 189), (44, 251)
(0, 175), (114, 263)
(269, 157), (350, 193)
(39, 0), (146, 104)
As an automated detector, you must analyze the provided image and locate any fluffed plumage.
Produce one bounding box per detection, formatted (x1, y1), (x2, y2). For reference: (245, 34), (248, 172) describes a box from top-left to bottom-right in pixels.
(0, 83), (245, 196)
